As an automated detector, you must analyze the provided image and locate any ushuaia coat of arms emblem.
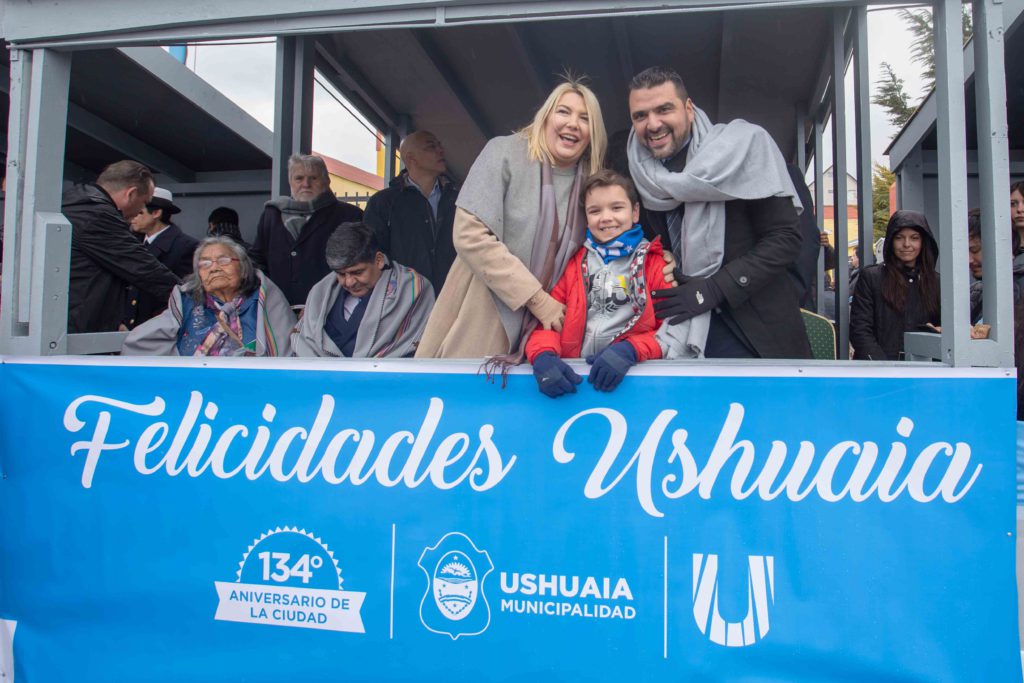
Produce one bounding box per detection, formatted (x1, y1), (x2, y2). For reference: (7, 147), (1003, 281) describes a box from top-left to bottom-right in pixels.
(418, 532), (493, 639)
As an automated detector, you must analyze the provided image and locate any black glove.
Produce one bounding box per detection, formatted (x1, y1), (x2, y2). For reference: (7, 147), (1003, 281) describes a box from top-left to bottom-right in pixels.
(586, 342), (637, 392)
(531, 352), (582, 398)
(652, 276), (724, 325)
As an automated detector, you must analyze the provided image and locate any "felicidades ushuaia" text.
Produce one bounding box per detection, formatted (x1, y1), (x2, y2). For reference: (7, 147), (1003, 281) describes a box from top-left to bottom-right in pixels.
(63, 393), (980, 516)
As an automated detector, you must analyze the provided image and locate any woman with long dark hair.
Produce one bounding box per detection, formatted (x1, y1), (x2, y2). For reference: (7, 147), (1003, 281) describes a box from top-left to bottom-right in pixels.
(850, 211), (940, 360)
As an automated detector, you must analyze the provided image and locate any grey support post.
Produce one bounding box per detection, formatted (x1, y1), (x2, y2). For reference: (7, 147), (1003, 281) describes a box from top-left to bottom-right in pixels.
(830, 9), (851, 359)
(0, 48), (73, 356)
(814, 116), (826, 316)
(972, 0), (1013, 367)
(795, 111), (806, 172)
(852, 6), (874, 269)
(933, 0), (970, 366)
(383, 129), (400, 183)
(272, 36), (315, 198)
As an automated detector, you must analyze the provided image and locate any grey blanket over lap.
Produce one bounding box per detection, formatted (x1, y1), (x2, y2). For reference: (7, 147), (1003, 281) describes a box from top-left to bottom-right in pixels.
(291, 257), (435, 358)
(627, 104), (802, 358)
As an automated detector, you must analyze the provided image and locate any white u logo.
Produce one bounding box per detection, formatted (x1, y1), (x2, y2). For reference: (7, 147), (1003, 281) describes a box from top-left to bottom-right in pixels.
(692, 554), (774, 647)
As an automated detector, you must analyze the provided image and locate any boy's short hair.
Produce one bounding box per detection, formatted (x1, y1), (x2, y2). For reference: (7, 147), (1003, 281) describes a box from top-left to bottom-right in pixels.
(581, 169), (639, 207)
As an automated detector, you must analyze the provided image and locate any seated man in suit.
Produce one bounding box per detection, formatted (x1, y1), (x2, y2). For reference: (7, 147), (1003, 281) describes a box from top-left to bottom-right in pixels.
(292, 222), (435, 358)
(125, 187), (199, 327)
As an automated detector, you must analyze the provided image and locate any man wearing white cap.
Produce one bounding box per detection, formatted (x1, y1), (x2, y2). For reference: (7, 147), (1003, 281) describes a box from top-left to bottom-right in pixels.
(126, 187), (198, 326)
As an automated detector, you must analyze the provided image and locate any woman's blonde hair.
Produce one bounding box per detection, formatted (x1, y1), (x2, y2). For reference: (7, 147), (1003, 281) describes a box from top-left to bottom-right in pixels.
(520, 79), (606, 176)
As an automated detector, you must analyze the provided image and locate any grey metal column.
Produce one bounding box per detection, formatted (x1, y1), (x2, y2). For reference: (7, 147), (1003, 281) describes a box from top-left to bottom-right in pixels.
(383, 129), (400, 182)
(896, 147), (925, 211)
(0, 48), (72, 356)
(830, 9), (851, 359)
(272, 36), (314, 198)
(852, 6), (874, 269)
(796, 110), (806, 172)
(814, 116), (826, 316)
(933, 0), (970, 366)
(972, 0), (1012, 367)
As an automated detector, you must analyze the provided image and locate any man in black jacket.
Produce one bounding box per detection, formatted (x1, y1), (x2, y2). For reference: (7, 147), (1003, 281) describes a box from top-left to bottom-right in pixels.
(250, 154), (363, 307)
(64, 161), (180, 334)
(124, 187), (199, 327)
(364, 131), (457, 292)
(626, 67), (811, 359)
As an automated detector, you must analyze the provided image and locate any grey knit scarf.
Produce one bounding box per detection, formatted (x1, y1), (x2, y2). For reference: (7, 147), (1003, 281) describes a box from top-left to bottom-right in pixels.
(266, 190), (337, 241)
(627, 104), (800, 358)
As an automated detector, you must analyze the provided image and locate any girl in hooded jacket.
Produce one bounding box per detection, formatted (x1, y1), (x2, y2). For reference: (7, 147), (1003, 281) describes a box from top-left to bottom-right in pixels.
(850, 210), (940, 360)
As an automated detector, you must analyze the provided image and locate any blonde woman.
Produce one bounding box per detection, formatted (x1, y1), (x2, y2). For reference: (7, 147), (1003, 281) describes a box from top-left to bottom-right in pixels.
(416, 79), (607, 369)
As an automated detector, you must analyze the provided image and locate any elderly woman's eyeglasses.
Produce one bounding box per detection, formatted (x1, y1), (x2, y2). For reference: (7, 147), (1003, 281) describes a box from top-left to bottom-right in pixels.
(197, 256), (240, 270)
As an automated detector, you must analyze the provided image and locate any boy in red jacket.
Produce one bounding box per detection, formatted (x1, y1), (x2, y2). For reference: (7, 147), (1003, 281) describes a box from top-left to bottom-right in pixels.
(526, 170), (671, 397)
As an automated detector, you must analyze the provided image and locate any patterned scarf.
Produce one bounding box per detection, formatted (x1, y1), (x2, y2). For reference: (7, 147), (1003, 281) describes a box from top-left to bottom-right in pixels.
(180, 294), (256, 357)
(585, 224), (645, 264)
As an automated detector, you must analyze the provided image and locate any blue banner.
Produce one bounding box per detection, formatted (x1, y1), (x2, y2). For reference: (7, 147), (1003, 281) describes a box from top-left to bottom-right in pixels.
(0, 358), (1019, 682)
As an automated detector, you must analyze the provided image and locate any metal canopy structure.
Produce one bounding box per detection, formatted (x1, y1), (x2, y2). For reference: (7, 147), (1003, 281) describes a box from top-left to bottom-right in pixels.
(316, 9), (831, 180)
(0, 0), (1013, 368)
(0, 45), (271, 181)
(887, 0), (1024, 212)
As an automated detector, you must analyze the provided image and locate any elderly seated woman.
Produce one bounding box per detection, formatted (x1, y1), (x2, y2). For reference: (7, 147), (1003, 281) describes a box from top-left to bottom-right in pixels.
(122, 236), (296, 356)
(292, 222), (435, 357)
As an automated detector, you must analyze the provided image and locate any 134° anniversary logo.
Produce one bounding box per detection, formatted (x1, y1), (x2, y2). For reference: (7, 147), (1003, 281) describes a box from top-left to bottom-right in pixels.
(214, 526), (366, 633)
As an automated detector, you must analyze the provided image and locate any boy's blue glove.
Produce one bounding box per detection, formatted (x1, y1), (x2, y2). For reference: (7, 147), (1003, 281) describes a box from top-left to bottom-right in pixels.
(586, 341), (637, 392)
(532, 352), (583, 398)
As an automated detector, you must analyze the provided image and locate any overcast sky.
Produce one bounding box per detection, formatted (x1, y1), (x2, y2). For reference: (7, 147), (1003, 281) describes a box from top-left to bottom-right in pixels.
(183, 7), (930, 179)
(187, 39), (381, 174)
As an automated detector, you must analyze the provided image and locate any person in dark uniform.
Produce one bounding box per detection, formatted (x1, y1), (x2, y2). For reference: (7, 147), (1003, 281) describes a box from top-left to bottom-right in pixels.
(125, 187), (199, 327)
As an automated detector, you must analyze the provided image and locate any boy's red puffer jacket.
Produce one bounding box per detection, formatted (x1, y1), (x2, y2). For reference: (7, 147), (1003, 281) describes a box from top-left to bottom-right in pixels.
(526, 236), (671, 362)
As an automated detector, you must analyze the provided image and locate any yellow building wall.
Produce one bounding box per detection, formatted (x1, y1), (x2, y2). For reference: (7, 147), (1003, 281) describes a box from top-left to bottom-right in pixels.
(328, 175), (380, 208)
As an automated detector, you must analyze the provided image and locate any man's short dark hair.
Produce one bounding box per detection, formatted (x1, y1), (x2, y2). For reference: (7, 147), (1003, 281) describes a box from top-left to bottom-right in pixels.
(628, 66), (689, 102)
(967, 208), (982, 240)
(581, 169), (639, 206)
(967, 207), (1021, 253)
(96, 160), (153, 194)
(325, 222), (380, 271)
(208, 206), (239, 226)
(143, 205), (169, 225)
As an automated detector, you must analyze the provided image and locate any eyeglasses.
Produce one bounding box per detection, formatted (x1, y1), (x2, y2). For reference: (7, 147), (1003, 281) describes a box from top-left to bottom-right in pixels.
(197, 256), (240, 270)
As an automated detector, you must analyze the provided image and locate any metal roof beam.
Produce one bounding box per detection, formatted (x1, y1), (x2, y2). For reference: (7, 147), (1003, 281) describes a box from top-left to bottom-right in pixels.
(314, 39), (400, 133)
(119, 47), (272, 156)
(0, 67), (194, 180)
(504, 25), (551, 102)
(3, 0), (884, 49)
(409, 29), (493, 140)
(613, 21), (635, 92)
(67, 103), (196, 181)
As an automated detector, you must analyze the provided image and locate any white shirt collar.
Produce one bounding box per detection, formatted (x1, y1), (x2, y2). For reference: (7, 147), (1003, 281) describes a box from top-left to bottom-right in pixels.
(145, 224), (172, 244)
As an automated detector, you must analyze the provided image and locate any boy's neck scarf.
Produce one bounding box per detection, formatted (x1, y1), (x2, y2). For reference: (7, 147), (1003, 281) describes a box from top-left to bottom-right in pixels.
(585, 224), (645, 264)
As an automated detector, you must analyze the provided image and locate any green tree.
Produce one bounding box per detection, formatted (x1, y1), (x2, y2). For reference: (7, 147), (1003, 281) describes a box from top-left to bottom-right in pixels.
(898, 7), (974, 94)
(872, 163), (896, 242)
(872, 62), (915, 128)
